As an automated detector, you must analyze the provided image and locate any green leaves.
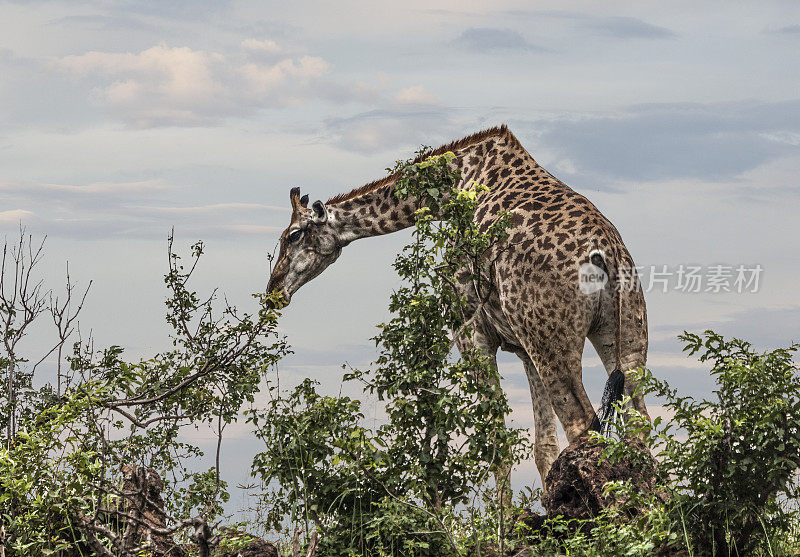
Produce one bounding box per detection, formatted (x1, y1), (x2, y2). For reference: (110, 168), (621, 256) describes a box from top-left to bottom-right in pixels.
(1, 236), (290, 554)
(521, 332), (800, 556)
(377, 151), (520, 507)
(625, 333), (800, 554)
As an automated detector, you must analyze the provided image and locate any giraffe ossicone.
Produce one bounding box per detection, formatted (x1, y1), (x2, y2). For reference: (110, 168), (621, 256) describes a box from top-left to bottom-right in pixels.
(267, 125), (650, 487)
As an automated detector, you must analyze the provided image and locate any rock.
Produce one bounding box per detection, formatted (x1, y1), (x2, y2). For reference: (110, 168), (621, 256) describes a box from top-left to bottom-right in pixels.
(542, 436), (659, 521)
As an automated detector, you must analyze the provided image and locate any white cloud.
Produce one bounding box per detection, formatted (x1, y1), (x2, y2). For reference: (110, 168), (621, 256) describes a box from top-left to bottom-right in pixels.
(0, 179), (169, 195)
(130, 202), (287, 214)
(393, 85), (440, 106)
(220, 224), (284, 234)
(0, 209), (34, 222)
(324, 108), (457, 154)
(760, 130), (800, 146)
(54, 43), (336, 127)
(241, 38), (282, 54)
(240, 55), (330, 96)
(516, 100), (800, 185)
(0, 179), (285, 240)
(451, 27), (546, 52)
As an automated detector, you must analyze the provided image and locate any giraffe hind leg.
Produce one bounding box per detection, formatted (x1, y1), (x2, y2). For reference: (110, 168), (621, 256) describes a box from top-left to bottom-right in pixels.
(526, 341), (599, 445)
(587, 304), (650, 424)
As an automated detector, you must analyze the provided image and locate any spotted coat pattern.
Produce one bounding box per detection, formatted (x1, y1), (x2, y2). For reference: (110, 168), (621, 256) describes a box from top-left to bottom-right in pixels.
(267, 125), (649, 485)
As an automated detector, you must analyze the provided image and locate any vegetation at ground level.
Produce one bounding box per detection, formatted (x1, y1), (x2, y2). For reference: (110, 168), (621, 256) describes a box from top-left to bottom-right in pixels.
(1, 155), (800, 555)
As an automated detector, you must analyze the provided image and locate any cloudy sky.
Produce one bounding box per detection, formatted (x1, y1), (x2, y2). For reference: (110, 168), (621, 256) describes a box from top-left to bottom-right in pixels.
(2, 0), (800, 517)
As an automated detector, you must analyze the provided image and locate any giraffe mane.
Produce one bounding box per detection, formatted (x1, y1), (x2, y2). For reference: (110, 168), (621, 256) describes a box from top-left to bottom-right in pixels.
(326, 124), (511, 205)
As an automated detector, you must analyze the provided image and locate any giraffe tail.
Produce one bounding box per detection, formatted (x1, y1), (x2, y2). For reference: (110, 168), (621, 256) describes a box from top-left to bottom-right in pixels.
(598, 368), (625, 433)
(588, 249), (625, 434)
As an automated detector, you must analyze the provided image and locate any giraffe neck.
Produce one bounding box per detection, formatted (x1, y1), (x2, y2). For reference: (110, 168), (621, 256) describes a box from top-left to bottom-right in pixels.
(327, 178), (416, 243)
(327, 129), (525, 244)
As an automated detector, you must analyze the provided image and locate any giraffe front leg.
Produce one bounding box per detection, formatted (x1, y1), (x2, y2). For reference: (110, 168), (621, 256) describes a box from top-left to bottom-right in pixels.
(517, 352), (559, 488)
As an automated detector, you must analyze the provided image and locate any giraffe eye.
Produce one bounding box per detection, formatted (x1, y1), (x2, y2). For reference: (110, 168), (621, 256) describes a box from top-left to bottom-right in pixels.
(287, 230), (302, 243)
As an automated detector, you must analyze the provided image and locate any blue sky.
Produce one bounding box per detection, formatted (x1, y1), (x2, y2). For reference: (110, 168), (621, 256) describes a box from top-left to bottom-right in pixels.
(1, 0), (799, 517)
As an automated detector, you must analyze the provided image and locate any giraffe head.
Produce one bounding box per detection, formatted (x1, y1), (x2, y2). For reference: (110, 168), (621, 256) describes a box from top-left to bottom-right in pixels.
(267, 187), (342, 305)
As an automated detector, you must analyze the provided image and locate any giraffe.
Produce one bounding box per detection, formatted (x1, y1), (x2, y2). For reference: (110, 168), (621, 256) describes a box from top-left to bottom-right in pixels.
(266, 125), (649, 486)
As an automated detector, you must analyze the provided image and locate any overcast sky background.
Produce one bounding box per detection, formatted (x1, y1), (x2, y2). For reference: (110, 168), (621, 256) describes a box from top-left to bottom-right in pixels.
(2, 0), (800, 519)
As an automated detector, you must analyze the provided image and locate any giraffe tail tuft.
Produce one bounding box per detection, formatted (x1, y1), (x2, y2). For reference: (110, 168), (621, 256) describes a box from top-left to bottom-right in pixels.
(595, 368), (625, 434)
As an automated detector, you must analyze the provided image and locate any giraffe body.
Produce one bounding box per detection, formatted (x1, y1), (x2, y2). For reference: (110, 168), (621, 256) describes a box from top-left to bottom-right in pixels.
(268, 125), (649, 485)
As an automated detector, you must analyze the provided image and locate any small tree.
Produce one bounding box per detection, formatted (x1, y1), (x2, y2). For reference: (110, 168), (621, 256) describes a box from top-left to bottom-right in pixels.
(0, 233), (289, 556)
(586, 331), (800, 556)
(648, 331), (800, 555)
(361, 152), (518, 512)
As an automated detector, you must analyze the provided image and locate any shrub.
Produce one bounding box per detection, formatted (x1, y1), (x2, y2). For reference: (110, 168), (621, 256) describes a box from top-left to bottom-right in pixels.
(646, 331), (800, 555)
(0, 234), (289, 555)
(575, 331), (800, 556)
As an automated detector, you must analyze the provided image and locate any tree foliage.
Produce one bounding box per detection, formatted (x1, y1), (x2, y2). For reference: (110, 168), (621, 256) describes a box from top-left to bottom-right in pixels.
(647, 331), (800, 555)
(0, 233), (288, 556)
(3, 160), (800, 557)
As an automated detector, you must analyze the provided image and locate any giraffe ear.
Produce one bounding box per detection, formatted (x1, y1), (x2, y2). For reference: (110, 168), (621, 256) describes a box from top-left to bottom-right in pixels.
(311, 200), (328, 224)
